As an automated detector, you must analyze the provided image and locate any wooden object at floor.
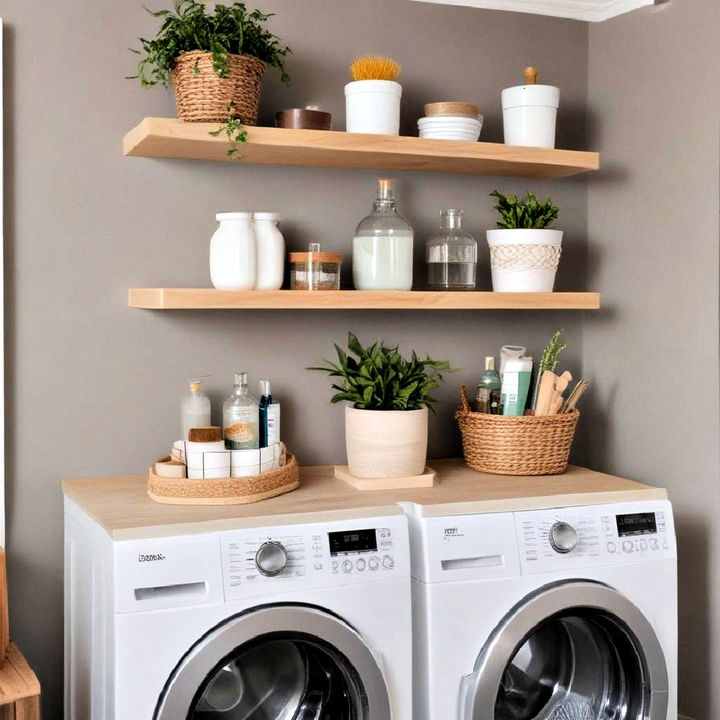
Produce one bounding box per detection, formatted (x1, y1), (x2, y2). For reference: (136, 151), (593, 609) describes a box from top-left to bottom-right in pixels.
(0, 645), (41, 719)
(334, 465), (437, 490)
(0, 551), (40, 719)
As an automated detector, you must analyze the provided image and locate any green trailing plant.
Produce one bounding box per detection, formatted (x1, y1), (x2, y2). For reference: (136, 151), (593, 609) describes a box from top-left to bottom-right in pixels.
(490, 190), (559, 229)
(308, 333), (455, 412)
(209, 102), (248, 157)
(129, 0), (291, 87)
(539, 328), (567, 373)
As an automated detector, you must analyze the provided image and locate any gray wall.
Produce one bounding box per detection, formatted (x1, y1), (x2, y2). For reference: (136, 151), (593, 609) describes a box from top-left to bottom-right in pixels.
(1, 0), (589, 714)
(585, 1), (720, 717)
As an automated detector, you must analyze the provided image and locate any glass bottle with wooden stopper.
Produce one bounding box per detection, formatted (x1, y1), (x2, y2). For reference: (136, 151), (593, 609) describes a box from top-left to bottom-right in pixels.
(353, 178), (414, 291)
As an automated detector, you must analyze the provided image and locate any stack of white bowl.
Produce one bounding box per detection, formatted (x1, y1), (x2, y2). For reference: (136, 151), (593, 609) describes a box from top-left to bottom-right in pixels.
(418, 102), (483, 142)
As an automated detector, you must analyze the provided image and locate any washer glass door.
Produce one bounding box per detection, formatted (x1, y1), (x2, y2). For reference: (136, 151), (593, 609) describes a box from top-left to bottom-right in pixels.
(191, 634), (364, 719)
(495, 610), (645, 719)
(154, 605), (392, 720)
(461, 582), (669, 720)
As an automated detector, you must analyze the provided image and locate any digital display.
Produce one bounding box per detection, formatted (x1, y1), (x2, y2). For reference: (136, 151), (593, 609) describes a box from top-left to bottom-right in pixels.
(616, 512), (657, 537)
(329, 529), (377, 556)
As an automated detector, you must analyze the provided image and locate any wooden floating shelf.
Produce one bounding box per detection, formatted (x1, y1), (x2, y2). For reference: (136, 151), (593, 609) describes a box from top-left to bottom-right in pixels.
(128, 289), (601, 311)
(123, 118), (600, 179)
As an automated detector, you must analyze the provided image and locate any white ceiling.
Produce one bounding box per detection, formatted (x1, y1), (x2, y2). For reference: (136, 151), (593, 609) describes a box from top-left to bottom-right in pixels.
(409, 0), (658, 22)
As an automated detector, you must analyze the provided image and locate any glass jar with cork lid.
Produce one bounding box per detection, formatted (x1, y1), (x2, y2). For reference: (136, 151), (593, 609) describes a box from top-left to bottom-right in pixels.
(289, 244), (343, 290)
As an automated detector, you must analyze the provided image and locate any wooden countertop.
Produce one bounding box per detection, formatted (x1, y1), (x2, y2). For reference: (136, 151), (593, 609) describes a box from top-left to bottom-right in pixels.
(62, 459), (666, 541)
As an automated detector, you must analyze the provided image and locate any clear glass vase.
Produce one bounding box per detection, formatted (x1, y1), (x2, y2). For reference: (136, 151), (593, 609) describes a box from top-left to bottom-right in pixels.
(426, 209), (477, 291)
(353, 178), (414, 291)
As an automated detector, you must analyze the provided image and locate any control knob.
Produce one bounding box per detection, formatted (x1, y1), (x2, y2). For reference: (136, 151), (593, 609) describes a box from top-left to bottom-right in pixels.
(549, 522), (578, 554)
(255, 541), (288, 577)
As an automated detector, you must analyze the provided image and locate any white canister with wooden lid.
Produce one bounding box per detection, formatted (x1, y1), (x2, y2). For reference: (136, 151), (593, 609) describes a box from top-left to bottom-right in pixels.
(502, 67), (560, 149)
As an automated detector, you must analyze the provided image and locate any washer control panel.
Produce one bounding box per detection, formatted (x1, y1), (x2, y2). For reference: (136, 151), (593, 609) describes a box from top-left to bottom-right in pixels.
(516, 500), (675, 574)
(220, 517), (404, 598)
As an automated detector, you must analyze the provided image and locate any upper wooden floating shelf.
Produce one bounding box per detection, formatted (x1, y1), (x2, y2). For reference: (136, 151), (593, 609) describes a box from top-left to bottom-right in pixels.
(128, 289), (600, 311)
(123, 118), (600, 179)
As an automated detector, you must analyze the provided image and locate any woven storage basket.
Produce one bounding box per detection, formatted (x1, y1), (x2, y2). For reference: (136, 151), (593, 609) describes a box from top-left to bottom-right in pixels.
(148, 449), (299, 505)
(455, 386), (579, 476)
(172, 50), (266, 124)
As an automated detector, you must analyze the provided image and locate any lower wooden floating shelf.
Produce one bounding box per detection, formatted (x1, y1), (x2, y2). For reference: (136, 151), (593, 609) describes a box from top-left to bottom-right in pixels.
(128, 288), (600, 311)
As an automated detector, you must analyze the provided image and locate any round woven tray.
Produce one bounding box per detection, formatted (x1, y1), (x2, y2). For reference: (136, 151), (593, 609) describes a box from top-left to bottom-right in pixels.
(456, 386), (579, 476)
(148, 451), (300, 506)
(172, 50), (266, 124)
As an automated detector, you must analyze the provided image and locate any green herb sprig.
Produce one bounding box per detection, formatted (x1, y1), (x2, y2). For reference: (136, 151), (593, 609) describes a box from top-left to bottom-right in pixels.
(308, 333), (455, 412)
(129, 0), (291, 88)
(490, 190), (559, 230)
(539, 328), (567, 373)
(209, 102), (248, 157)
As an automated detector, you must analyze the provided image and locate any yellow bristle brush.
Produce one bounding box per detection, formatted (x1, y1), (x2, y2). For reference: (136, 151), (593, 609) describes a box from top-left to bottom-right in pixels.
(350, 54), (402, 82)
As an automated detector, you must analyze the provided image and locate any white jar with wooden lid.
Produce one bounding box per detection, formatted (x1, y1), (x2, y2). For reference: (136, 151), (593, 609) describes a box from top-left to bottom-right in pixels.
(502, 67), (560, 149)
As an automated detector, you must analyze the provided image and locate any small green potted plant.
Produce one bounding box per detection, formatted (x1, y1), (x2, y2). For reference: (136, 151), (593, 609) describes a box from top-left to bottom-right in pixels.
(487, 190), (562, 292)
(130, 0), (291, 124)
(309, 333), (453, 479)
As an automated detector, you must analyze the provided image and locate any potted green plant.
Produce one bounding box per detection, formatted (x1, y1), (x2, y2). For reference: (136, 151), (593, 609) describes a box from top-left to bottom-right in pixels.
(130, 0), (291, 124)
(309, 333), (454, 479)
(487, 190), (562, 292)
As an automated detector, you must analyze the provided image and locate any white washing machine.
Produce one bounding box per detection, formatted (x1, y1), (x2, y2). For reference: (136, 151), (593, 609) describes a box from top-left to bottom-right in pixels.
(407, 498), (677, 720)
(64, 498), (413, 720)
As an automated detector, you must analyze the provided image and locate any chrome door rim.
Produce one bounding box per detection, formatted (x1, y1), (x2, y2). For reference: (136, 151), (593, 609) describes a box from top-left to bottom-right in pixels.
(461, 581), (669, 720)
(154, 605), (392, 720)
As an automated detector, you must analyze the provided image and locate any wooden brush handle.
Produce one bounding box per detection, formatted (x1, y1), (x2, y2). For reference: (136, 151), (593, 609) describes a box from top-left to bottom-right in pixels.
(524, 66), (539, 85)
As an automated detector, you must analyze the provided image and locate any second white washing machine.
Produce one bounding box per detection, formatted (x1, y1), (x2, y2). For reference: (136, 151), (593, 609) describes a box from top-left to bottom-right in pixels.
(407, 496), (678, 720)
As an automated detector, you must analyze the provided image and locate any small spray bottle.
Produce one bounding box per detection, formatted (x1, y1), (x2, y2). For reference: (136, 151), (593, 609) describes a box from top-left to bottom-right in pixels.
(181, 377), (211, 440)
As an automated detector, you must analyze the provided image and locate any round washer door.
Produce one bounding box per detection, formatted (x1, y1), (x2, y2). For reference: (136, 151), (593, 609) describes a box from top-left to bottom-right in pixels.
(460, 582), (669, 720)
(154, 605), (392, 720)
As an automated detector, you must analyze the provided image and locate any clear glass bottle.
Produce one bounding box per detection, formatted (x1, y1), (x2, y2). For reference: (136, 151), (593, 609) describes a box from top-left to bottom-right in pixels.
(223, 372), (259, 449)
(181, 377), (211, 440)
(426, 209), (477, 291)
(353, 178), (414, 291)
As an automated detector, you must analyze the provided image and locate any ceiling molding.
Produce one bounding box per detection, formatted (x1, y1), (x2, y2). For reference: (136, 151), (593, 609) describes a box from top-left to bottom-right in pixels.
(409, 0), (655, 22)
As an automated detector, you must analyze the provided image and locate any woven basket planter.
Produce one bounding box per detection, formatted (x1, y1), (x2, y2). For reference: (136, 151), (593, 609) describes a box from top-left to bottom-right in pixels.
(148, 450), (299, 505)
(172, 50), (266, 124)
(456, 386), (579, 476)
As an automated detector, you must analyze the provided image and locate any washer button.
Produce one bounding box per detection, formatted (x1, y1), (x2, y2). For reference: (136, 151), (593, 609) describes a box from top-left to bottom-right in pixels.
(356, 558), (366, 571)
(622, 540), (634, 553)
(650, 538), (659, 551)
(607, 541), (617, 554)
(368, 557), (379, 571)
(640, 539), (648, 551)
(382, 555), (394, 569)
(342, 560), (353, 573)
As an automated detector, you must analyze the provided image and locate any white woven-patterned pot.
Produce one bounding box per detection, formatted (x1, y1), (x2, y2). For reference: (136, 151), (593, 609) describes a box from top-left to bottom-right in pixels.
(487, 229), (563, 292)
(345, 406), (427, 478)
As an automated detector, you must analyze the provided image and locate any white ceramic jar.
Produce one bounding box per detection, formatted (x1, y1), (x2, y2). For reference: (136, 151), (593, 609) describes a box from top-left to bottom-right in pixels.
(253, 212), (285, 290)
(210, 212), (256, 290)
(345, 80), (402, 135)
(502, 84), (560, 149)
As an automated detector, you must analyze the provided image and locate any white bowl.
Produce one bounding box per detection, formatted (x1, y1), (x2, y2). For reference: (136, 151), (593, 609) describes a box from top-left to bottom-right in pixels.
(418, 115), (483, 128)
(420, 129), (481, 142)
(418, 114), (483, 142)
